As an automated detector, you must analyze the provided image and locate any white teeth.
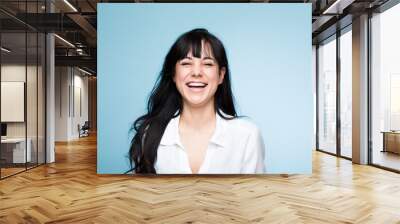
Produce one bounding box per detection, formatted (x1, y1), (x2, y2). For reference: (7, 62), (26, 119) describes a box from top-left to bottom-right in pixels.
(186, 82), (207, 88)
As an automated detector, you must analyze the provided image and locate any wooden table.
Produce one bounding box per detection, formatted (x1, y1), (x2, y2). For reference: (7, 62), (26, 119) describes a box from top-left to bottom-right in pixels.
(381, 131), (400, 154)
(0, 138), (31, 164)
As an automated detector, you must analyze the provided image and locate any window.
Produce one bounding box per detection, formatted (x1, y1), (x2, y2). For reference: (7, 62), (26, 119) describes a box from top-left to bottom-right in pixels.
(318, 36), (337, 154)
(339, 28), (352, 158)
(371, 2), (400, 171)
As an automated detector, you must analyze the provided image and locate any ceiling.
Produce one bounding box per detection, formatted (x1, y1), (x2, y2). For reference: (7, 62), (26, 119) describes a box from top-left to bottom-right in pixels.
(0, 0), (392, 75)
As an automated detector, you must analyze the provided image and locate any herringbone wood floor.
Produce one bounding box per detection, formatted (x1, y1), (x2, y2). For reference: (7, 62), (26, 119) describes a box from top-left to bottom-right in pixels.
(1, 134), (400, 224)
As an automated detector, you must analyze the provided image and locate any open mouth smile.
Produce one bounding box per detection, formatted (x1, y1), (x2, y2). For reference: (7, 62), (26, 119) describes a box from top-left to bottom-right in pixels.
(186, 81), (208, 88)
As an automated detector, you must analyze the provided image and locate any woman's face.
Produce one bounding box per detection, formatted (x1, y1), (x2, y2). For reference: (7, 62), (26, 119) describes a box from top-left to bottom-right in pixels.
(174, 44), (226, 109)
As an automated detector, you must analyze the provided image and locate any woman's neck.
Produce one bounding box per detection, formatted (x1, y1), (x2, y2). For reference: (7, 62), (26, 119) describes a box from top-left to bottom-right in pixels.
(180, 100), (216, 130)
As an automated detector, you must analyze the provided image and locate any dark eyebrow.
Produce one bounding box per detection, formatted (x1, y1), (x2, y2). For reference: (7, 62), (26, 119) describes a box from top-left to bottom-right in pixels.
(181, 56), (215, 61)
(203, 57), (215, 61)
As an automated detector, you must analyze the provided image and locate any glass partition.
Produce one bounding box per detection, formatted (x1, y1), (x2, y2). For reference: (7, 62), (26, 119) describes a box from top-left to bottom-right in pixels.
(339, 28), (352, 158)
(38, 32), (45, 165)
(317, 35), (337, 155)
(371, 3), (400, 171)
(27, 31), (38, 169)
(0, 1), (46, 179)
(1, 31), (28, 177)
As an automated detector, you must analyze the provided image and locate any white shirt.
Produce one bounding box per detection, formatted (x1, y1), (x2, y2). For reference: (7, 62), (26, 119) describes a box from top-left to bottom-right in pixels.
(155, 112), (265, 174)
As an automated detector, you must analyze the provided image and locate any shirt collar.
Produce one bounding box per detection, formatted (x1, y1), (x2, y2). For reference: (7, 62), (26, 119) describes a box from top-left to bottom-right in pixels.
(159, 110), (230, 148)
(159, 113), (182, 147)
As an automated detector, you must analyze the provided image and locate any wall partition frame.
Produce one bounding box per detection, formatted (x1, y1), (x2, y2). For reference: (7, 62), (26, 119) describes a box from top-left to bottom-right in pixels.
(0, 0), (47, 179)
(317, 34), (337, 155)
(317, 0), (400, 173)
(339, 25), (352, 159)
(316, 24), (353, 160)
(369, 0), (400, 173)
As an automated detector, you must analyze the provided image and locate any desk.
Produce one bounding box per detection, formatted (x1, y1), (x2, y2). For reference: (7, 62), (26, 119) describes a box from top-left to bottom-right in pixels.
(382, 131), (400, 154)
(1, 138), (31, 163)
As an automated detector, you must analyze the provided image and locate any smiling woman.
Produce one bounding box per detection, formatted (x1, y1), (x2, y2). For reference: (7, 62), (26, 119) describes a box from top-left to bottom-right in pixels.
(128, 28), (265, 174)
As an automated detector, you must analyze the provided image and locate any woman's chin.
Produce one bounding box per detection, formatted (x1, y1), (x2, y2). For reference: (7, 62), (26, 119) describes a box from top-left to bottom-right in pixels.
(185, 97), (211, 107)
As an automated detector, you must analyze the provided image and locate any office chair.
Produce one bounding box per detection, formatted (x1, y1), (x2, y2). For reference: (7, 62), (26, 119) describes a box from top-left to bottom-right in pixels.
(79, 121), (90, 138)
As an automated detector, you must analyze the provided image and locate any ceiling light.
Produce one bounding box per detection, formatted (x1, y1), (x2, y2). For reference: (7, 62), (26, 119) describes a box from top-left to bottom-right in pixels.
(76, 48), (84, 55)
(1, 47), (11, 53)
(322, 0), (354, 15)
(54, 34), (75, 48)
(78, 67), (93, 76)
(323, 0), (341, 14)
(63, 0), (78, 12)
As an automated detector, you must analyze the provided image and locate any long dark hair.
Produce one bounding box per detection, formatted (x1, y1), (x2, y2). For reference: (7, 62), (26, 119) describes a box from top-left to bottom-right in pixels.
(128, 28), (237, 174)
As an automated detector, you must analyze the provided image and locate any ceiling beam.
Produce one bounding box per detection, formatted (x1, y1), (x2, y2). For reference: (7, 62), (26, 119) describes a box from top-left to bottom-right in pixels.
(322, 0), (356, 14)
(55, 55), (96, 71)
(67, 13), (97, 46)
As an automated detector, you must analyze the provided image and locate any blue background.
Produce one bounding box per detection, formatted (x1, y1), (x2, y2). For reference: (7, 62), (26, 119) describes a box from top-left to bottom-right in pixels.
(98, 3), (312, 174)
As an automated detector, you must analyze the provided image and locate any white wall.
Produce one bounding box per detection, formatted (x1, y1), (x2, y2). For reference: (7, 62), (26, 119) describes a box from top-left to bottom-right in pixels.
(55, 67), (89, 141)
(55, 66), (69, 141)
(1, 63), (46, 164)
(72, 73), (89, 138)
(1, 65), (41, 138)
(1, 65), (26, 133)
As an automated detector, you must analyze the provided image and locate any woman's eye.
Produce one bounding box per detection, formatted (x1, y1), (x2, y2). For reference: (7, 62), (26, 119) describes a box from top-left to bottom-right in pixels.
(204, 63), (214, 66)
(180, 62), (191, 66)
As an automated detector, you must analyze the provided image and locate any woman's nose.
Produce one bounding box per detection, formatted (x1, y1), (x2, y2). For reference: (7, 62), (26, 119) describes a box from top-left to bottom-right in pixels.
(191, 62), (202, 76)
